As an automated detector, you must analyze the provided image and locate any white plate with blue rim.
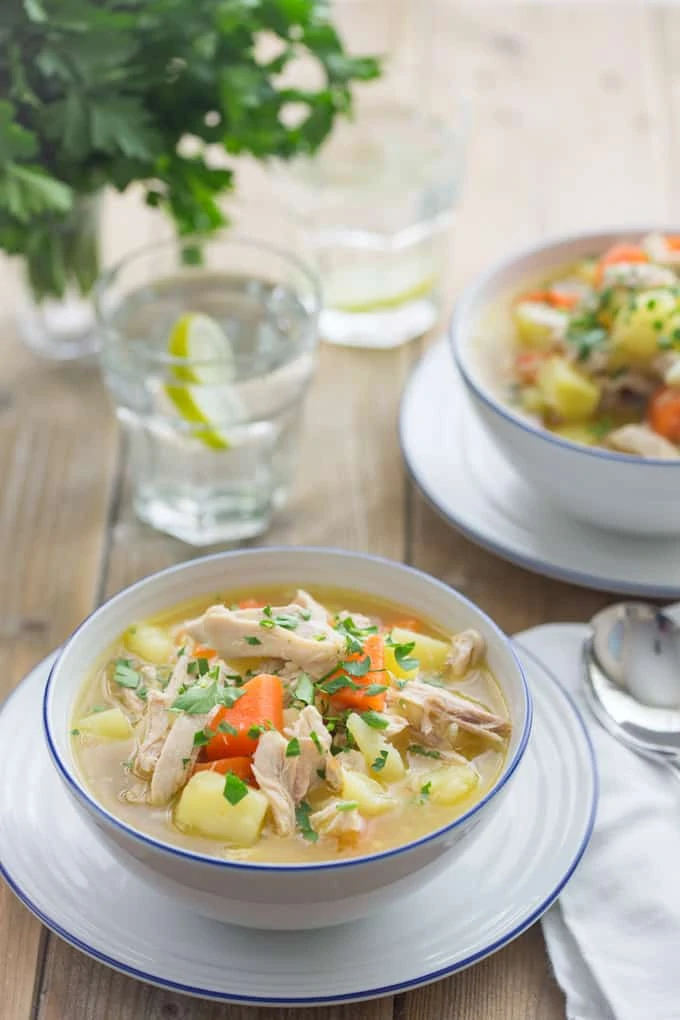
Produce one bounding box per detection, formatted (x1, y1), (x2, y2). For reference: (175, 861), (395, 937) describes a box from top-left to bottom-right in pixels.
(400, 340), (680, 598)
(0, 643), (595, 1006)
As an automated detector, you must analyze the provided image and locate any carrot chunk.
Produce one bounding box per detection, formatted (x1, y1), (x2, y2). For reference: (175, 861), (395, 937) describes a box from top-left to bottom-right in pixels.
(193, 756), (254, 784)
(518, 289), (579, 310)
(329, 634), (387, 712)
(193, 644), (217, 659)
(237, 597), (265, 609)
(648, 385), (680, 443)
(204, 673), (284, 760)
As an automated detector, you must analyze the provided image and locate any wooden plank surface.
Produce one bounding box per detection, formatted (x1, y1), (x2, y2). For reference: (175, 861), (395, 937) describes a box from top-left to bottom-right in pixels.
(0, 3), (673, 1019)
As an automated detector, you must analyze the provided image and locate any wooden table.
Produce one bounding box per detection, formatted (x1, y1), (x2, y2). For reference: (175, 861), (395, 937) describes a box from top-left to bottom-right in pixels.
(1, 2), (674, 1016)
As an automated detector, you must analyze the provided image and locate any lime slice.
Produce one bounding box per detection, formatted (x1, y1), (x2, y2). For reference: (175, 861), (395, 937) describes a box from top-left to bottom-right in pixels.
(333, 274), (436, 314)
(164, 313), (241, 451)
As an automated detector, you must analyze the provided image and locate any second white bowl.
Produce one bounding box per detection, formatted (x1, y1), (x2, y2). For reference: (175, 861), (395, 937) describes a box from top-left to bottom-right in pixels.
(450, 229), (680, 536)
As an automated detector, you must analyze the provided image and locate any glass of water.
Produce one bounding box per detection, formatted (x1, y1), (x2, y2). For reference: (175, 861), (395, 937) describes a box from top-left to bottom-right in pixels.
(273, 0), (468, 348)
(95, 234), (321, 546)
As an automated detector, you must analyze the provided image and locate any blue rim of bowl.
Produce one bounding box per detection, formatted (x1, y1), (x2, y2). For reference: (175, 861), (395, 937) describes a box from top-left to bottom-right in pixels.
(398, 343), (680, 599)
(3, 639), (596, 1005)
(449, 227), (680, 468)
(42, 546), (533, 874)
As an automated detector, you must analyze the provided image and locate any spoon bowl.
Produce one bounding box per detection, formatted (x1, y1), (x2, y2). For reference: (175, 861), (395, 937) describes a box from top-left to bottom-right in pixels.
(582, 602), (680, 779)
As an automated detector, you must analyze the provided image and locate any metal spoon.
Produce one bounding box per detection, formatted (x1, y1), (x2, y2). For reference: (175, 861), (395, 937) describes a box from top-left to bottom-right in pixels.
(582, 602), (680, 782)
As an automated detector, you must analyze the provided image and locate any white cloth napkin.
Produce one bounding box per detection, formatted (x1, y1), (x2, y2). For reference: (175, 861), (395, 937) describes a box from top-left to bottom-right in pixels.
(515, 618), (680, 1020)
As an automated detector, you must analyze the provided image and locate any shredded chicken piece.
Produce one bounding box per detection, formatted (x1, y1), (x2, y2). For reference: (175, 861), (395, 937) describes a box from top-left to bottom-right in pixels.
(252, 708), (333, 834)
(293, 589), (329, 622)
(601, 261), (677, 290)
(133, 690), (172, 778)
(381, 713), (409, 740)
(121, 781), (149, 805)
(310, 801), (365, 841)
(251, 731), (296, 836)
(324, 749), (367, 792)
(336, 609), (374, 631)
(184, 601), (344, 678)
(387, 681), (510, 748)
(605, 424), (680, 459)
(149, 708), (216, 806)
(448, 629), (486, 677)
(599, 371), (657, 411)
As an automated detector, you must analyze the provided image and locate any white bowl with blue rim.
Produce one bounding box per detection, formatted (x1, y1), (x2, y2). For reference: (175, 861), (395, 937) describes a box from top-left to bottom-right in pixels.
(43, 548), (531, 930)
(450, 229), (680, 536)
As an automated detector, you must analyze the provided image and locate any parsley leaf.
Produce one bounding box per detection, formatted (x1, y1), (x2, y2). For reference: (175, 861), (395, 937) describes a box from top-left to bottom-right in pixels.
(336, 800), (359, 812)
(70, 728), (80, 736)
(361, 710), (390, 730)
(420, 781), (432, 799)
(113, 659), (140, 689)
(193, 730), (210, 747)
(393, 641), (419, 673)
(285, 737), (301, 758)
(310, 730), (323, 754)
(372, 749), (389, 771)
(217, 720), (239, 736)
(363, 683), (388, 696)
(408, 744), (442, 760)
(295, 801), (319, 842)
(293, 673), (315, 705)
(244, 636), (262, 646)
(172, 681), (243, 715)
(321, 675), (358, 695)
(223, 772), (248, 806)
(342, 656), (371, 677)
(247, 724), (264, 739)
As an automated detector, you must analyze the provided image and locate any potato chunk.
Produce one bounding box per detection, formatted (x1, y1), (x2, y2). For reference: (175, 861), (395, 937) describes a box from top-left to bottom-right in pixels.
(347, 713), (405, 782)
(611, 289), (680, 363)
(421, 764), (478, 806)
(536, 357), (601, 421)
(341, 768), (395, 816)
(76, 707), (132, 740)
(512, 301), (568, 348)
(386, 627), (450, 677)
(175, 771), (268, 845)
(124, 624), (175, 665)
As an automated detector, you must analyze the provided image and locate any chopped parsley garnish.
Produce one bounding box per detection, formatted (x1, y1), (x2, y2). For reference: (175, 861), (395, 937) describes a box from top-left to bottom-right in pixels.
(321, 675), (358, 695)
(91, 704), (108, 713)
(293, 673), (315, 706)
(342, 656), (371, 678)
(361, 710), (389, 730)
(587, 416), (613, 441)
(316, 766), (326, 780)
(247, 724), (264, 739)
(188, 657), (211, 677)
(70, 728), (80, 736)
(223, 772), (248, 806)
(310, 730), (323, 754)
(565, 310), (608, 362)
(362, 683), (388, 696)
(314, 634), (327, 642)
(244, 636), (262, 646)
(653, 319), (664, 331)
(408, 744), (442, 759)
(181, 757), (190, 767)
(392, 640), (419, 673)
(300, 609), (312, 621)
(137, 687), (148, 701)
(113, 659), (140, 689)
(259, 606), (300, 631)
(193, 729), (210, 747)
(372, 749), (389, 771)
(658, 335), (674, 350)
(420, 781), (432, 799)
(172, 681), (244, 715)
(285, 737), (301, 758)
(336, 800), (358, 812)
(295, 801), (318, 842)
(216, 720), (238, 735)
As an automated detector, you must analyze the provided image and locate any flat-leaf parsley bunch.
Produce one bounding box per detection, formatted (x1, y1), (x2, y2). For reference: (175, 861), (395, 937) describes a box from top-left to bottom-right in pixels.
(0, 0), (379, 299)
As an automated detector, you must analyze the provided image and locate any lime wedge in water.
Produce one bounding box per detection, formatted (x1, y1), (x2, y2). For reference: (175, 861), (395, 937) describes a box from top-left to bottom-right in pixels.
(164, 313), (241, 451)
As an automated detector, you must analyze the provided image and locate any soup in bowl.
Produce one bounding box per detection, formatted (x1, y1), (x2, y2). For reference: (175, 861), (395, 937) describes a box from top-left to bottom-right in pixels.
(44, 549), (531, 929)
(451, 230), (680, 535)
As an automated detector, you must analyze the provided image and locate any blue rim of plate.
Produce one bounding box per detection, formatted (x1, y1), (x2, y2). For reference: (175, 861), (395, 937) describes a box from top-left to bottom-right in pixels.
(399, 342), (680, 599)
(41, 546), (531, 875)
(1, 646), (597, 1006)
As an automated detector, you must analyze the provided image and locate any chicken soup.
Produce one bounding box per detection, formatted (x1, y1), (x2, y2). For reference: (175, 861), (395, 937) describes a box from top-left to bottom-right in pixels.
(71, 587), (511, 863)
(479, 234), (680, 457)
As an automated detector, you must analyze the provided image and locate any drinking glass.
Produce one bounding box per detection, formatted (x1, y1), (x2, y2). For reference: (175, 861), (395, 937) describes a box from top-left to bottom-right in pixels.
(95, 234), (321, 546)
(272, 0), (468, 349)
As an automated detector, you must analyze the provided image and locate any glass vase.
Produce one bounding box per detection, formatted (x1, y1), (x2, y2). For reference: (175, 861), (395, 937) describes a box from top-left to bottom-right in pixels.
(17, 194), (102, 361)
